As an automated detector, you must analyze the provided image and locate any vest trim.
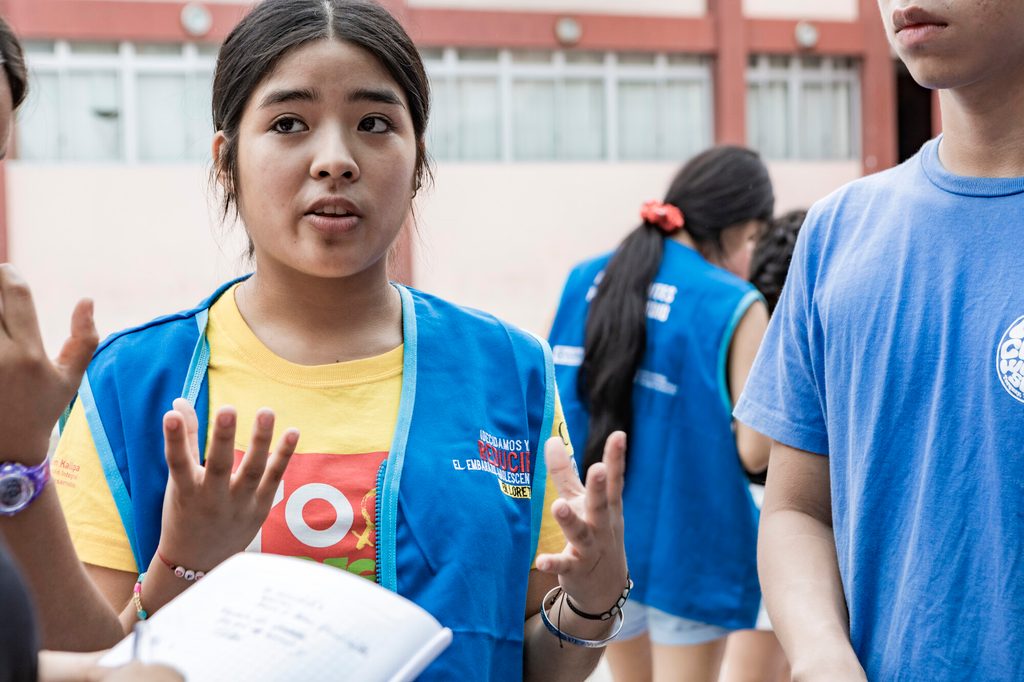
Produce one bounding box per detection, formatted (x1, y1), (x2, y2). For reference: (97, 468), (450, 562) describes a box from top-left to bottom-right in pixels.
(378, 283), (419, 592)
(182, 309), (210, 411)
(717, 290), (764, 415)
(80, 373), (143, 572)
(528, 332), (555, 560)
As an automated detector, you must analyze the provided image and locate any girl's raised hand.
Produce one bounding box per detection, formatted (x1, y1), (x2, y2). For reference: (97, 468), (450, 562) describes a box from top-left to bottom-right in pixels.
(155, 398), (298, 574)
(0, 264), (98, 465)
(535, 431), (629, 617)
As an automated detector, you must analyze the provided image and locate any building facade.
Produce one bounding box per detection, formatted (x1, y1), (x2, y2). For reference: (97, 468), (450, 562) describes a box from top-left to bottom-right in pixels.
(2, 0), (926, 346)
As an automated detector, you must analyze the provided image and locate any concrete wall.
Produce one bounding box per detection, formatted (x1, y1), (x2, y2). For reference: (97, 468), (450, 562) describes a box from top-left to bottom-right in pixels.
(406, 0), (707, 17)
(743, 0), (858, 21)
(407, 0), (860, 21)
(8, 159), (858, 352)
(93, 0), (861, 18)
(7, 164), (248, 353)
(92, 0), (252, 3)
(413, 160), (859, 336)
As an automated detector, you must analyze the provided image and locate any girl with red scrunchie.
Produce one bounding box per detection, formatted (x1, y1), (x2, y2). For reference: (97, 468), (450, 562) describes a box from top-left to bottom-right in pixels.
(548, 146), (776, 682)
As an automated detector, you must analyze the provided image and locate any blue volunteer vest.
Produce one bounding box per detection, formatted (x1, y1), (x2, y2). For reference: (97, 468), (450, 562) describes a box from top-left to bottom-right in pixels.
(70, 278), (555, 681)
(548, 240), (762, 630)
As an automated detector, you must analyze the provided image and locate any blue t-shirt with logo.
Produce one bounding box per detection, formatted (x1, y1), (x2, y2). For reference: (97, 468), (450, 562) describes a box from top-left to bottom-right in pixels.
(735, 137), (1024, 681)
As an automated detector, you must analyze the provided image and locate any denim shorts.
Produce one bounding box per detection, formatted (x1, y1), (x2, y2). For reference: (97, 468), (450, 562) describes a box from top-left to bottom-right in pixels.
(616, 600), (733, 646)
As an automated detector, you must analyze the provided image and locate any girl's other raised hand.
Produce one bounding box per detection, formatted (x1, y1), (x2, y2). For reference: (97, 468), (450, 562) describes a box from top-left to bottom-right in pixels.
(535, 431), (629, 616)
(0, 264), (98, 465)
(155, 398), (298, 579)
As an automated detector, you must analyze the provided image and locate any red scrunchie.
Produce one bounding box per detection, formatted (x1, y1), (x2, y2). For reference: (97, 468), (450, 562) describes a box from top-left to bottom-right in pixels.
(640, 200), (685, 234)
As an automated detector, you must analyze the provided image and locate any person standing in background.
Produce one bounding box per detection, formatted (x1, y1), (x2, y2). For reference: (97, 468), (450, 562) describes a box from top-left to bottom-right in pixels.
(718, 209), (806, 682)
(549, 146), (774, 682)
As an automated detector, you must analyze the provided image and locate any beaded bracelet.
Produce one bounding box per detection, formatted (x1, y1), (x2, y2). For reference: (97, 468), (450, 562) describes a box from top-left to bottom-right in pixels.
(157, 550), (206, 582)
(132, 572), (149, 621)
(540, 586), (625, 648)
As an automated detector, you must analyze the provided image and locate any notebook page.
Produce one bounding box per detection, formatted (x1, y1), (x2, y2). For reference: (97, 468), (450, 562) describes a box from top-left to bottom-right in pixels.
(387, 628), (455, 682)
(101, 553), (450, 681)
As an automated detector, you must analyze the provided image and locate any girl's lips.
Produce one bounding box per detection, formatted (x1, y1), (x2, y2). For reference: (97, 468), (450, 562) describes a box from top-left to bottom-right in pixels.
(895, 22), (947, 48)
(305, 213), (360, 236)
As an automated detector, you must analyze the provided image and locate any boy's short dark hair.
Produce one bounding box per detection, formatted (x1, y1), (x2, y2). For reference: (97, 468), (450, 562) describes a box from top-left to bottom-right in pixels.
(750, 209), (807, 315)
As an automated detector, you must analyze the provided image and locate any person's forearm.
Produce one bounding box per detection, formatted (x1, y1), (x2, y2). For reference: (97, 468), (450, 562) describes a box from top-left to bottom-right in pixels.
(113, 556), (193, 634)
(522, 593), (609, 682)
(0, 485), (124, 651)
(758, 508), (866, 682)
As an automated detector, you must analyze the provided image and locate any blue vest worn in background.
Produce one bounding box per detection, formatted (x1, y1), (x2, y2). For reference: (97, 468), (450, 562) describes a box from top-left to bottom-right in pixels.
(549, 240), (762, 630)
(70, 278), (555, 681)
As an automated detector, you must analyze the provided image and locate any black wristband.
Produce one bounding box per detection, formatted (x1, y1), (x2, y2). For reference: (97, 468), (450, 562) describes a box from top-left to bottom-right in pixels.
(564, 573), (633, 621)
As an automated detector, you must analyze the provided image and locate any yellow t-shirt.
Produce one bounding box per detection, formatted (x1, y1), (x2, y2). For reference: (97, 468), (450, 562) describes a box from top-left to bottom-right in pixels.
(55, 285), (568, 578)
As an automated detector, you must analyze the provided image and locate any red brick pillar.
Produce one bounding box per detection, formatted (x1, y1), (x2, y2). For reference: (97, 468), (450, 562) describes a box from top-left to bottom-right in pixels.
(711, 0), (747, 146)
(859, 0), (898, 173)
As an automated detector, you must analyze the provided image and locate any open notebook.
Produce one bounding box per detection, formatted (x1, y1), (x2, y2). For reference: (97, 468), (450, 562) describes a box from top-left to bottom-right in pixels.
(101, 552), (452, 681)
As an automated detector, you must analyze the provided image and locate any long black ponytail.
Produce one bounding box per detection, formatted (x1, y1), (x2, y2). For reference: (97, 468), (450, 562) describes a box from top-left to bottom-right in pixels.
(578, 146), (774, 472)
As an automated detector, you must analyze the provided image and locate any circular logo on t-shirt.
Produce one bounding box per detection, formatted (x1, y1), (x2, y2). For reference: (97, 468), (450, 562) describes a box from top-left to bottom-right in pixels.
(996, 315), (1024, 403)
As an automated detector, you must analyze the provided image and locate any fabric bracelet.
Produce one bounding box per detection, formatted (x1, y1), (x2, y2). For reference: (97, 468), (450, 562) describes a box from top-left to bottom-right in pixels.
(132, 573), (149, 621)
(540, 586), (624, 648)
(157, 550), (206, 582)
(564, 573), (633, 621)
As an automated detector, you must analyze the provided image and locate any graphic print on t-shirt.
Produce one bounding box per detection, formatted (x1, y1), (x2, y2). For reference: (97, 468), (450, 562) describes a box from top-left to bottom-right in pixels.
(996, 315), (1024, 403)
(237, 450), (388, 580)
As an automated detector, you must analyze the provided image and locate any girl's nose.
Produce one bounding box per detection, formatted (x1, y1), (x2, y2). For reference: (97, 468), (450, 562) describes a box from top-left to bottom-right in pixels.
(310, 132), (359, 181)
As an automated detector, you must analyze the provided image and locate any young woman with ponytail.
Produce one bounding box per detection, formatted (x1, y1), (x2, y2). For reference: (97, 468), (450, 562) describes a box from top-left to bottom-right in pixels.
(548, 146), (774, 681)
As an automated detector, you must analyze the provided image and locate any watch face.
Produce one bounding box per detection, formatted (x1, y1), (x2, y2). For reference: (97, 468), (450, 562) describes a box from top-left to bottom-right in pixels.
(0, 472), (34, 514)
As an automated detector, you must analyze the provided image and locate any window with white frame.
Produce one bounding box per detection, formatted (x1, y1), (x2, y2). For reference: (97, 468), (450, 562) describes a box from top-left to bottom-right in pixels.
(422, 48), (713, 162)
(18, 40), (218, 163)
(746, 55), (860, 161)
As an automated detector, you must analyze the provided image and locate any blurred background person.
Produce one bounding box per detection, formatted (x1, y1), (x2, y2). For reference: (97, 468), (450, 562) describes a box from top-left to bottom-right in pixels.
(549, 146), (774, 682)
(717, 208), (806, 682)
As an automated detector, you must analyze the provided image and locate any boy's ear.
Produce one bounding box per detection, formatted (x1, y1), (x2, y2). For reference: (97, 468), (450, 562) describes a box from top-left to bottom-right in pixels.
(211, 131), (229, 187)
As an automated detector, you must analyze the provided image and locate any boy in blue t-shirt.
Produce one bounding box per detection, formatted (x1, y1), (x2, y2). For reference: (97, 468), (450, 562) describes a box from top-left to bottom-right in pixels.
(734, 3), (1024, 681)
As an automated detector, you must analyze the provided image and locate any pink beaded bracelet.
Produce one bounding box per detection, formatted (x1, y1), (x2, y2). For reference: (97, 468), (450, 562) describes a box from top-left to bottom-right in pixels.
(157, 550), (206, 582)
(132, 573), (149, 620)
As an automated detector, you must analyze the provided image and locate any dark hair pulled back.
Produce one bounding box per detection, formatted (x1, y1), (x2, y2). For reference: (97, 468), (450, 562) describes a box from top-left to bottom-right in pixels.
(0, 16), (27, 110)
(750, 209), (806, 314)
(212, 0), (430, 222)
(578, 145), (774, 472)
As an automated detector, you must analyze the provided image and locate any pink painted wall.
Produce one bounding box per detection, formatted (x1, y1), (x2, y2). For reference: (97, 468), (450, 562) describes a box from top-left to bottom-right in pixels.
(9, 160), (858, 351)
(412, 160), (860, 335)
(7, 164), (248, 352)
(405, 0), (707, 16)
(743, 0), (858, 21)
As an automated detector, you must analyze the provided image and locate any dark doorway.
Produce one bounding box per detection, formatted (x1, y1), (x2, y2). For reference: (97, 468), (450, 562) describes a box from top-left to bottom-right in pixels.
(896, 61), (934, 162)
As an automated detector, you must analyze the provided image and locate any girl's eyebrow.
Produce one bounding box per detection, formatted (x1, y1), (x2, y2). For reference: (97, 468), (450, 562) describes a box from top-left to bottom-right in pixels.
(347, 87), (405, 108)
(259, 87), (320, 109)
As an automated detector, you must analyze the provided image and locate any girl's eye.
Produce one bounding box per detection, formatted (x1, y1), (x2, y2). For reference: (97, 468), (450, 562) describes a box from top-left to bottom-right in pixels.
(272, 117), (308, 134)
(358, 116), (392, 134)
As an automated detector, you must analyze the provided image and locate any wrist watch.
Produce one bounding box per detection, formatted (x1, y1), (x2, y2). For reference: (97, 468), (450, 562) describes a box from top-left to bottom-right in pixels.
(0, 460), (51, 516)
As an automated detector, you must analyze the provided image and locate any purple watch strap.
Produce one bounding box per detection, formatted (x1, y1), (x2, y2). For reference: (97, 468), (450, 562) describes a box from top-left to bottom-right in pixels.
(0, 460), (51, 516)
